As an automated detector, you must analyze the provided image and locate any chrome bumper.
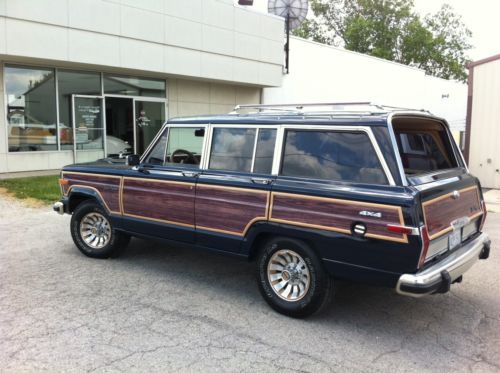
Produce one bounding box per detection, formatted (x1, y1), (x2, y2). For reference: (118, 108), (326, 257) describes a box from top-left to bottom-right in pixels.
(53, 201), (65, 215)
(396, 233), (490, 297)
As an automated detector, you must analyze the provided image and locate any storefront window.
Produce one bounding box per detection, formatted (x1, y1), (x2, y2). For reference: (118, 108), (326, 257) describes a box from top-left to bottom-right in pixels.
(5, 65), (57, 152)
(103, 74), (166, 98)
(58, 70), (101, 150)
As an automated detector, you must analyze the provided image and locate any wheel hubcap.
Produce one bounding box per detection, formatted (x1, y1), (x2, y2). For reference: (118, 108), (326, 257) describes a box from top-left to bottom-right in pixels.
(267, 249), (310, 302)
(79, 212), (111, 249)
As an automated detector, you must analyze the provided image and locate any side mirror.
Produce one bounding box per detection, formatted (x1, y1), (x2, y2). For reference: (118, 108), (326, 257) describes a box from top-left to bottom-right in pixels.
(126, 154), (140, 166)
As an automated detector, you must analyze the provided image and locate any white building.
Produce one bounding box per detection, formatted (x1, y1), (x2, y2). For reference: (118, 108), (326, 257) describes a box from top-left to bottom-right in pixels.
(465, 54), (500, 189)
(263, 37), (467, 134)
(0, 0), (284, 173)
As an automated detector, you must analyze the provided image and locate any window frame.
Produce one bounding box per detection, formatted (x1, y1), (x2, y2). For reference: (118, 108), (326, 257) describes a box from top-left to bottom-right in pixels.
(141, 123), (396, 185)
(141, 123), (209, 170)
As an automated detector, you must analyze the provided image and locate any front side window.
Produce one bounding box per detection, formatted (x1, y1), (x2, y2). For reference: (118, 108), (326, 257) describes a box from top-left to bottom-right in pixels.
(143, 128), (168, 165)
(281, 130), (388, 184)
(165, 127), (205, 168)
(209, 128), (257, 172)
(5, 65), (57, 152)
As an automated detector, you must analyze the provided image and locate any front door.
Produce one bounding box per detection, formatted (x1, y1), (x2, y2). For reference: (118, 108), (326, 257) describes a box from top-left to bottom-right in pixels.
(72, 95), (105, 164)
(121, 125), (207, 243)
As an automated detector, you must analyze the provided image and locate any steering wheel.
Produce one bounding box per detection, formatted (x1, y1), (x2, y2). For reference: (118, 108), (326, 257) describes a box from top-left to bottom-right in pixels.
(171, 148), (199, 164)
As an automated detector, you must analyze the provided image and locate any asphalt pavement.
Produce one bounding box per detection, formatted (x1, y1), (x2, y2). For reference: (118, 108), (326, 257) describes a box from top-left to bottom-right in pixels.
(1, 195), (499, 372)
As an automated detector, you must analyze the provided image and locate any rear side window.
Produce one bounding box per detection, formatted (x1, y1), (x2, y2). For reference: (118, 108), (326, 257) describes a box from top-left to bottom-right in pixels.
(281, 130), (388, 184)
(209, 128), (256, 172)
(253, 129), (277, 174)
(393, 119), (458, 175)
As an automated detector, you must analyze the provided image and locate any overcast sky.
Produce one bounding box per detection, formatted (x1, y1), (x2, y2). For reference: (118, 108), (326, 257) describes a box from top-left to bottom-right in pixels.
(246, 0), (500, 61)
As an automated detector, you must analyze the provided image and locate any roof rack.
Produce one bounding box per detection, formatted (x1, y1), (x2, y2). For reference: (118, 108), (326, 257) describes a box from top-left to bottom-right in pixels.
(232, 102), (429, 115)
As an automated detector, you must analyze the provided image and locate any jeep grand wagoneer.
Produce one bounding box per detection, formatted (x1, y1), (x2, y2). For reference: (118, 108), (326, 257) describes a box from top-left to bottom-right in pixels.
(54, 103), (490, 318)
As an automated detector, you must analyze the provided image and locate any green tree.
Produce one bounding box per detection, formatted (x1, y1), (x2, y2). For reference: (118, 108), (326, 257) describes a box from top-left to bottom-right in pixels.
(293, 0), (472, 82)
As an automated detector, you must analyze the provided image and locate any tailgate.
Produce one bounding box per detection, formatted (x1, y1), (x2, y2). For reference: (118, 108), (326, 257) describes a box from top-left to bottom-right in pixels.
(418, 178), (486, 265)
(423, 185), (483, 240)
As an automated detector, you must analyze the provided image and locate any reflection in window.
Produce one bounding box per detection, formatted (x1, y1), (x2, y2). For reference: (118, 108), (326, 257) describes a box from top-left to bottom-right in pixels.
(281, 130), (387, 184)
(253, 129), (276, 174)
(103, 74), (166, 98)
(144, 128), (168, 165)
(58, 70), (101, 150)
(209, 128), (256, 172)
(5, 65), (57, 152)
(165, 127), (205, 168)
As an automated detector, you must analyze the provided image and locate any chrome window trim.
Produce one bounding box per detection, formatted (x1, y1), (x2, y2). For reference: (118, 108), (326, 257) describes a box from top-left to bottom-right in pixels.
(387, 113), (409, 186)
(276, 124), (396, 186)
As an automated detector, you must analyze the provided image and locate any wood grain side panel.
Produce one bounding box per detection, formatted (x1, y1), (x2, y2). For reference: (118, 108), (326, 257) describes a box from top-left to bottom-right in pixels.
(122, 178), (195, 227)
(423, 186), (483, 239)
(270, 193), (407, 243)
(195, 185), (269, 236)
(62, 172), (121, 213)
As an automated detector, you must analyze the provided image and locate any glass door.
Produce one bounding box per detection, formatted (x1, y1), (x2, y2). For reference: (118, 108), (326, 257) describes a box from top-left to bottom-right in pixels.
(72, 95), (105, 164)
(134, 100), (166, 155)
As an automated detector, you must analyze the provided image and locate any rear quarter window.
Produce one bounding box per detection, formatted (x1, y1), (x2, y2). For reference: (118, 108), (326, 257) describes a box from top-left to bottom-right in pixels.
(280, 130), (388, 184)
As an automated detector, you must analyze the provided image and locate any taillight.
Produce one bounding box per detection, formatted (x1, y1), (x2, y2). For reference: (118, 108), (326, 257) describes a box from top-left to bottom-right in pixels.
(479, 200), (487, 231)
(387, 224), (415, 235)
(418, 226), (430, 268)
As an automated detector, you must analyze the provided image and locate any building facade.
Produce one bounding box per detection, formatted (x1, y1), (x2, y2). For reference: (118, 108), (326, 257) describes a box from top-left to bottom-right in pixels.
(0, 0), (284, 173)
(465, 54), (500, 189)
(263, 37), (467, 139)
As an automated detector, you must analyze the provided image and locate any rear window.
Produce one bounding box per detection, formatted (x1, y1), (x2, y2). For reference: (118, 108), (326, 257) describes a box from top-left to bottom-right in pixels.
(393, 119), (458, 175)
(281, 130), (388, 184)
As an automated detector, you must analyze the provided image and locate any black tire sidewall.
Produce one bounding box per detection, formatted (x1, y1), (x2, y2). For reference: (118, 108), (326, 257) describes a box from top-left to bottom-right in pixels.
(257, 237), (332, 318)
(70, 201), (122, 259)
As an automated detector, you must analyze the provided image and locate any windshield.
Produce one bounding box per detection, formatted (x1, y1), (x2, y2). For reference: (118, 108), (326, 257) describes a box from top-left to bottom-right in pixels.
(393, 117), (459, 176)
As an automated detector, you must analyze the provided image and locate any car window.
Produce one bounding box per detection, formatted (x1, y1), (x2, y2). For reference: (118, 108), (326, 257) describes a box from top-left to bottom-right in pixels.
(209, 128), (256, 172)
(253, 129), (276, 174)
(281, 130), (388, 184)
(165, 127), (205, 168)
(396, 131), (456, 174)
(143, 128), (168, 165)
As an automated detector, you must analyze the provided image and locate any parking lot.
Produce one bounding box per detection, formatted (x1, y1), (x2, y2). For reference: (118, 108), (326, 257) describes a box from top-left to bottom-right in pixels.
(1, 194), (499, 372)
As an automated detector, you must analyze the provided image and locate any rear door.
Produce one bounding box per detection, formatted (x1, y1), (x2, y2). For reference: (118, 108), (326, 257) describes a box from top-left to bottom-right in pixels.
(195, 125), (278, 253)
(391, 115), (486, 265)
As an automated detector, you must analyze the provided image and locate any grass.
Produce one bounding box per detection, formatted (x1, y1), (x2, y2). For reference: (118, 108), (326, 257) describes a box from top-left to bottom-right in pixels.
(0, 175), (61, 204)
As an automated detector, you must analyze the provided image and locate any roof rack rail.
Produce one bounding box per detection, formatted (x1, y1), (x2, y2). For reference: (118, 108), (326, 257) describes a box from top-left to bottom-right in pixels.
(232, 102), (429, 114)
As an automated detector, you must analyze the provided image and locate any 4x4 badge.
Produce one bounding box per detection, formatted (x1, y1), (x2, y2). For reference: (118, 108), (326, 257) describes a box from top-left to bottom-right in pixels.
(359, 211), (382, 218)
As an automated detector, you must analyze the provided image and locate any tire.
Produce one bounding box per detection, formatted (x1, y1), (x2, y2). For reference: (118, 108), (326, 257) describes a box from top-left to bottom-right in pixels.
(257, 237), (333, 318)
(70, 200), (130, 259)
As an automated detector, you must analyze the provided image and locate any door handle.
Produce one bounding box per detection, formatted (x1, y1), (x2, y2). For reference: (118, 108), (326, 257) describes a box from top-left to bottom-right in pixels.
(251, 177), (273, 185)
(182, 171), (199, 178)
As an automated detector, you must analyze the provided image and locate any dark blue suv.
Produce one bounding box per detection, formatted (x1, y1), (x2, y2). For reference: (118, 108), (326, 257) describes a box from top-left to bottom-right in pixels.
(54, 103), (490, 318)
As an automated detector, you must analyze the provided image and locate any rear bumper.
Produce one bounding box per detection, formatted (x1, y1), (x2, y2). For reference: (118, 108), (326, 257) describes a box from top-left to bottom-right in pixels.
(396, 232), (490, 297)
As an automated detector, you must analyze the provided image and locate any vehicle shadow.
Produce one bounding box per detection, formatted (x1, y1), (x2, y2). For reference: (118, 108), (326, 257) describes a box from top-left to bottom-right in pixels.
(116, 237), (483, 329)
